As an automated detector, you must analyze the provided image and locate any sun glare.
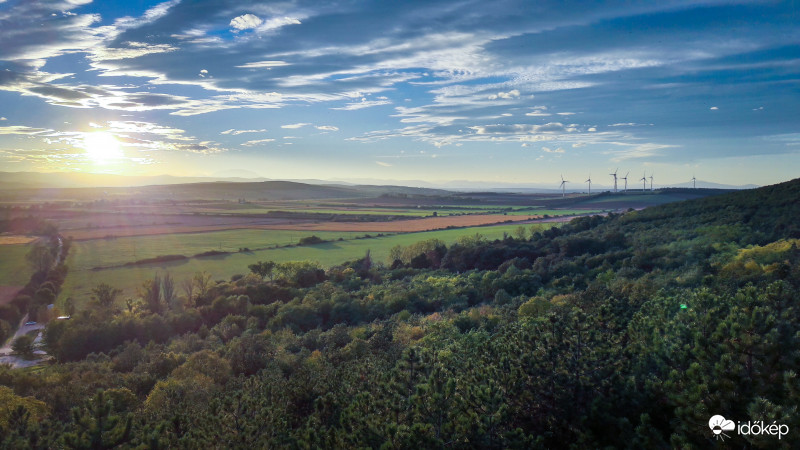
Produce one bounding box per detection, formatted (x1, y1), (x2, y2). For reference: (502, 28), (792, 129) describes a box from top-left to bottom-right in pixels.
(83, 132), (123, 163)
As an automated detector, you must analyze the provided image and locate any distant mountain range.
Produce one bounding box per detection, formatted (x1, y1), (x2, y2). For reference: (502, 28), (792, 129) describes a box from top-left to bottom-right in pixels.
(0, 171), (759, 193)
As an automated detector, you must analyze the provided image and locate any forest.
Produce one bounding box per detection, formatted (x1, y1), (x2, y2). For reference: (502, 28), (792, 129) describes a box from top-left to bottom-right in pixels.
(1, 178), (799, 448)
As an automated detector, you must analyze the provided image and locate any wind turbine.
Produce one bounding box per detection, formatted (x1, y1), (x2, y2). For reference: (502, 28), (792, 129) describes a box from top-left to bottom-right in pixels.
(649, 172), (654, 191)
(559, 174), (569, 197)
(691, 175), (697, 189)
(640, 172), (647, 191)
(585, 174), (592, 194)
(621, 171), (629, 193)
(609, 168), (618, 193)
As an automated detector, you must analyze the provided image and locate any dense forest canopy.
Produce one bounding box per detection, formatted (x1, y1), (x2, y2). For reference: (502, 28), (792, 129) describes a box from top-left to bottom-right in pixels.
(2, 179), (799, 448)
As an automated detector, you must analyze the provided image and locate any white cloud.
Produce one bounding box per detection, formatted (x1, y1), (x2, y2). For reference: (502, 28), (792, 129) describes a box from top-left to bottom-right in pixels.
(542, 146), (565, 153)
(241, 138), (275, 147)
(106, 120), (188, 140)
(332, 98), (392, 110)
(315, 125), (339, 131)
(469, 122), (566, 135)
(111, 0), (180, 32)
(230, 14), (263, 31)
(91, 42), (176, 61)
(710, 106), (719, 110)
(236, 61), (289, 69)
(0, 2), (101, 62)
(0, 126), (49, 135)
(0, 117), (6, 121)
(0, 69), (202, 112)
(488, 89), (520, 100)
(280, 123), (310, 129)
(221, 128), (266, 135)
(609, 122), (653, 127)
(557, 112), (575, 116)
(375, 161), (392, 167)
(256, 16), (302, 33)
(606, 143), (679, 161)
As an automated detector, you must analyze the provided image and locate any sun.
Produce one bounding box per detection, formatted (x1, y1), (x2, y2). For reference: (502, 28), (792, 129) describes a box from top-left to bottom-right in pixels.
(83, 132), (123, 163)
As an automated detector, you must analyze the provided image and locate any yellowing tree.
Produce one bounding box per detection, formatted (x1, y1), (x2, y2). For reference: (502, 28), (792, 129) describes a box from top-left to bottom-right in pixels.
(0, 386), (49, 428)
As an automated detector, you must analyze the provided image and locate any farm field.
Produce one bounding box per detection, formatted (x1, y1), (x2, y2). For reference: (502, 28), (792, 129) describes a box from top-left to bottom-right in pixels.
(68, 229), (370, 271)
(59, 222), (557, 306)
(155, 202), (536, 217)
(0, 242), (33, 305)
(504, 208), (604, 216)
(61, 211), (541, 240)
(254, 213), (538, 232)
(197, 206), (439, 217)
(0, 243), (33, 286)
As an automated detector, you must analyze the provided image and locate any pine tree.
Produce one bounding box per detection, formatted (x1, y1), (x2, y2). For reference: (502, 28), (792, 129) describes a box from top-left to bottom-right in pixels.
(63, 391), (132, 450)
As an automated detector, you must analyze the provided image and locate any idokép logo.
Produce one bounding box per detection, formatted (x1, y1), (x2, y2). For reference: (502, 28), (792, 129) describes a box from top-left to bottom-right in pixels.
(708, 414), (789, 441)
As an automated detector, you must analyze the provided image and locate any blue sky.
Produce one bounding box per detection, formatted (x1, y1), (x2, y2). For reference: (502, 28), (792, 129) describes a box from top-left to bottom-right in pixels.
(0, 0), (797, 187)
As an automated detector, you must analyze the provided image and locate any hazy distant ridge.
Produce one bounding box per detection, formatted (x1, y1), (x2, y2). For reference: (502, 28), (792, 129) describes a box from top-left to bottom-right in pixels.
(0, 171), (758, 192)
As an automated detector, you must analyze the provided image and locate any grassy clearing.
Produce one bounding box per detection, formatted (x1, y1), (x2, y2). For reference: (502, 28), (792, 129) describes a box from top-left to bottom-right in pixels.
(0, 243), (33, 286)
(59, 222), (560, 306)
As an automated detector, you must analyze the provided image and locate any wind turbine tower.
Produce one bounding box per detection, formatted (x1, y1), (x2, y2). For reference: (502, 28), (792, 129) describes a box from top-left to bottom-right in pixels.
(621, 171), (630, 193)
(640, 172), (647, 191)
(692, 175), (697, 189)
(649, 173), (654, 191)
(585, 174), (592, 194)
(559, 175), (569, 198)
(609, 168), (618, 193)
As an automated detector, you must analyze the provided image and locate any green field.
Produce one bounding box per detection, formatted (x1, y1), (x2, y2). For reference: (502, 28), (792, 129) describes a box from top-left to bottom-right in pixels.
(504, 208), (604, 216)
(59, 223), (558, 305)
(195, 206), (522, 217)
(0, 243), (33, 286)
(577, 193), (689, 205)
(69, 229), (369, 271)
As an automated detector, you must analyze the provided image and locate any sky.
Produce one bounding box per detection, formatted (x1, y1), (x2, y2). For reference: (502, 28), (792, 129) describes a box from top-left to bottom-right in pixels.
(0, 0), (798, 187)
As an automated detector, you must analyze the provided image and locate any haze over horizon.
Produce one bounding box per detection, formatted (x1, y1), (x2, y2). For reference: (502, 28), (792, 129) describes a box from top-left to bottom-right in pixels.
(0, 0), (798, 187)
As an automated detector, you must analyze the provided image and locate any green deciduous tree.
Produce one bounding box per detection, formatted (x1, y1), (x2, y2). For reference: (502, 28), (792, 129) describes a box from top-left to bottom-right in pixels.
(248, 260), (276, 281)
(12, 334), (35, 357)
(91, 283), (121, 309)
(26, 244), (54, 273)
